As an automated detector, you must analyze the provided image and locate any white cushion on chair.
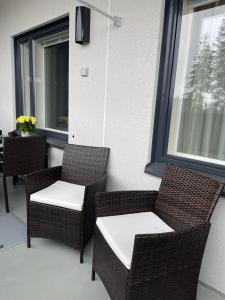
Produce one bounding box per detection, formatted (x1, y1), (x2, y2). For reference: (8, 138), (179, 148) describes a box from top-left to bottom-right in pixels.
(96, 212), (174, 270)
(30, 180), (86, 211)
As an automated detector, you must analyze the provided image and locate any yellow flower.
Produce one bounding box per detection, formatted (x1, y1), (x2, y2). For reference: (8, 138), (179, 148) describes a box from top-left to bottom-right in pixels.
(17, 116), (25, 124)
(16, 115), (37, 125)
(30, 116), (37, 125)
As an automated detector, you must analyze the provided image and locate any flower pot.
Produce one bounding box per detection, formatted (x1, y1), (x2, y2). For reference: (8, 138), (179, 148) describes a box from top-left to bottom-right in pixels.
(21, 132), (31, 137)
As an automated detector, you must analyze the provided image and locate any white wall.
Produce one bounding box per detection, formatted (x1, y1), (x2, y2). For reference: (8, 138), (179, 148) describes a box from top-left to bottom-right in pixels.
(104, 0), (163, 190)
(48, 147), (63, 167)
(0, 0), (225, 295)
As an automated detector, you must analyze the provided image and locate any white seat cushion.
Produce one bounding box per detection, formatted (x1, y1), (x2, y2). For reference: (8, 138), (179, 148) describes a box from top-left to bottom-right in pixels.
(30, 180), (86, 211)
(96, 212), (174, 269)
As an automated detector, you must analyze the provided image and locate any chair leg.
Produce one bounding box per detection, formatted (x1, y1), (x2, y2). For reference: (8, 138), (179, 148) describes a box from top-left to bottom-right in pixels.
(80, 226), (84, 263)
(91, 268), (95, 281)
(13, 176), (18, 185)
(27, 236), (31, 248)
(80, 248), (84, 264)
(2, 175), (9, 213)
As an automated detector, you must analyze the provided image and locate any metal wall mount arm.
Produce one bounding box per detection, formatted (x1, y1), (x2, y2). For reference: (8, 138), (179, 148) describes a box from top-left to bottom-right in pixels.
(77, 0), (122, 27)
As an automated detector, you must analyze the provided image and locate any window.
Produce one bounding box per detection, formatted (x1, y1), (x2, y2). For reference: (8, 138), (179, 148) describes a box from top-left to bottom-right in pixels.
(14, 17), (69, 143)
(146, 0), (225, 179)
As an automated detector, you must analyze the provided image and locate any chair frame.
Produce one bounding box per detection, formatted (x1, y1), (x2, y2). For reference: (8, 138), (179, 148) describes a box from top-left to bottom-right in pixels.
(92, 165), (224, 300)
(26, 144), (110, 263)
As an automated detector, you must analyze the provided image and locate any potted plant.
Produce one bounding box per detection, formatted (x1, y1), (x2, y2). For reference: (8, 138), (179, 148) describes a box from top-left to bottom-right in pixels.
(16, 116), (37, 136)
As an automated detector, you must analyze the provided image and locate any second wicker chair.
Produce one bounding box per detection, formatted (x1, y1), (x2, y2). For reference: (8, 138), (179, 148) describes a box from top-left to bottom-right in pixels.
(26, 144), (110, 263)
(92, 164), (223, 300)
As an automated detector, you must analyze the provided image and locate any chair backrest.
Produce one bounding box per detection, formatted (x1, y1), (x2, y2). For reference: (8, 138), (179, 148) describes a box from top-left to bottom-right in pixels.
(3, 135), (47, 176)
(61, 144), (110, 185)
(155, 164), (224, 229)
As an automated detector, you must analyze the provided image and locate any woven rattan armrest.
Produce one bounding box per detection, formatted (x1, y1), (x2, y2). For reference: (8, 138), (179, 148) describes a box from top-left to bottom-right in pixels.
(95, 190), (158, 218)
(81, 174), (108, 246)
(84, 174), (107, 201)
(25, 166), (62, 196)
(129, 222), (211, 285)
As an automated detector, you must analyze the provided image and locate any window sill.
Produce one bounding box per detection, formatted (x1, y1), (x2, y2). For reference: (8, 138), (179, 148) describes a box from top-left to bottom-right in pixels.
(47, 137), (66, 149)
(145, 161), (225, 197)
(145, 162), (166, 178)
(36, 128), (68, 150)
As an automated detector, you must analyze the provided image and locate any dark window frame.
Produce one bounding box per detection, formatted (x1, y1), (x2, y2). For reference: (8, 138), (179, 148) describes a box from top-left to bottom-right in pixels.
(145, 0), (225, 184)
(14, 16), (69, 146)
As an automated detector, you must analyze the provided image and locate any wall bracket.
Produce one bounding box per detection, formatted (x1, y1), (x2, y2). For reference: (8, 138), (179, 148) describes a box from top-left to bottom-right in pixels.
(77, 0), (122, 27)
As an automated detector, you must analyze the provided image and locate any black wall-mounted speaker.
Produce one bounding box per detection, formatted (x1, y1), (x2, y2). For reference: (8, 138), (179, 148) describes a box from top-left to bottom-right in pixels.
(75, 6), (91, 45)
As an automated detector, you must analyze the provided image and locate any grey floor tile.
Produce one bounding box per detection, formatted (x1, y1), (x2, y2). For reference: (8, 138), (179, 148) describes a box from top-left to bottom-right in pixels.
(197, 283), (225, 300)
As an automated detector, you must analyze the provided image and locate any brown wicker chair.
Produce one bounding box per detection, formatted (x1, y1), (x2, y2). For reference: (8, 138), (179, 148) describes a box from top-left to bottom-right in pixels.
(26, 144), (110, 263)
(92, 164), (224, 300)
(0, 135), (47, 213)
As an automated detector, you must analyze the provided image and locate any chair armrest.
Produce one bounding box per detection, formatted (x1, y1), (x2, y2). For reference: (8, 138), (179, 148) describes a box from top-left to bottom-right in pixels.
(129, 223), (211, 288)
(83, 174), (108, 210)
(85, 174), (108, 198)
(82, 174), (108, 242)
(96, 190), (158, 218)
(25, 166), (62, 196)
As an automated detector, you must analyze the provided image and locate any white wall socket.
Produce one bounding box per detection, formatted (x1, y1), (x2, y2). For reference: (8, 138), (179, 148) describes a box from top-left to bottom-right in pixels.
(80, 67), (89, 77)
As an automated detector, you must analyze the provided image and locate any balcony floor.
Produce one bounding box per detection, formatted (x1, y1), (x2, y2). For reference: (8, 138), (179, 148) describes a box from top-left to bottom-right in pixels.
(0, 179), (224, 300)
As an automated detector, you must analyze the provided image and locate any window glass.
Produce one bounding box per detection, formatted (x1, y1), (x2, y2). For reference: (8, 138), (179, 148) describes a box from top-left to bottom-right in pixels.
(34, 31), (69, 132)
(20, 42), (30, 115)
(45, 42), (69, 131)
(168, 0), (225, 165)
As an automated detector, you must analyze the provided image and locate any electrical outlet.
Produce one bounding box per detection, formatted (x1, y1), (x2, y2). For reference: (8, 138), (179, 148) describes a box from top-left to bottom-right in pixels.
(80, 67), (89, 77)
